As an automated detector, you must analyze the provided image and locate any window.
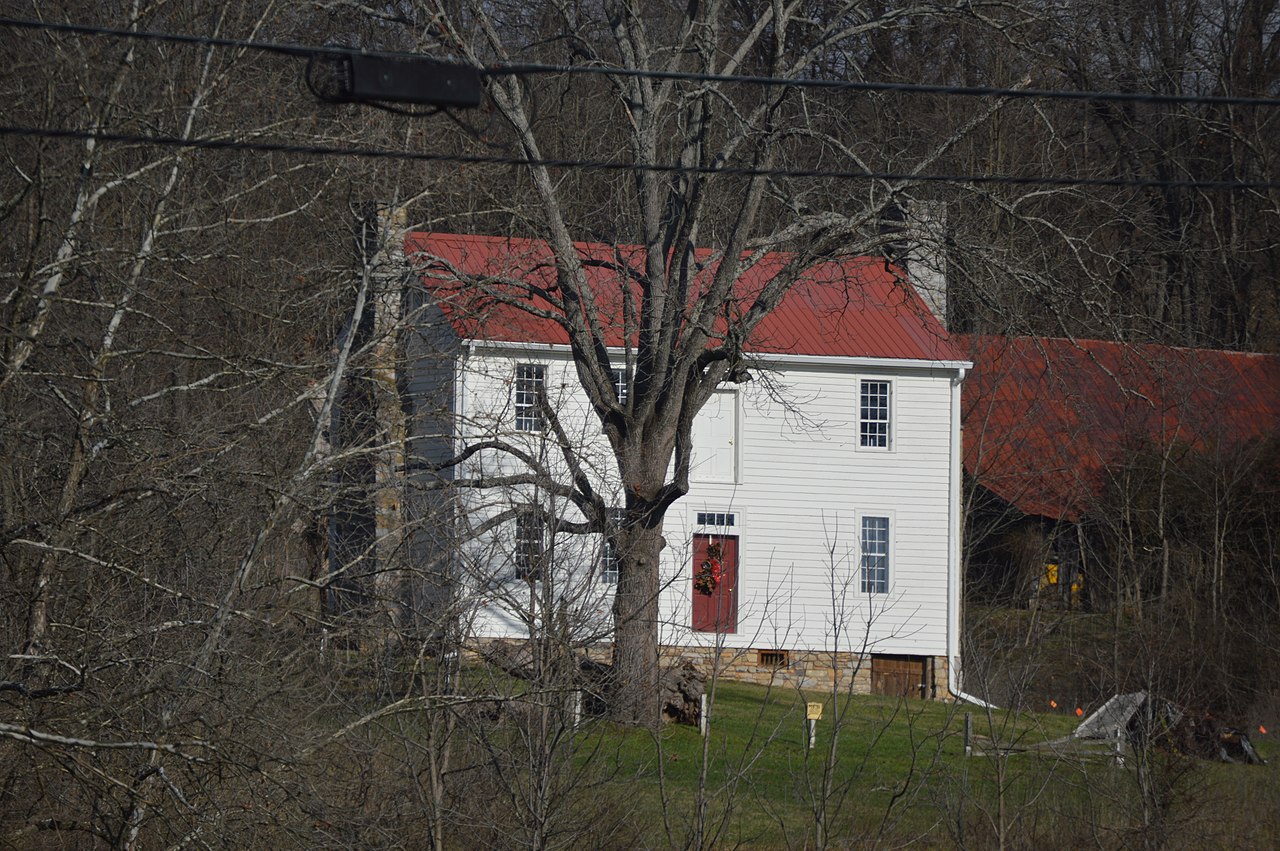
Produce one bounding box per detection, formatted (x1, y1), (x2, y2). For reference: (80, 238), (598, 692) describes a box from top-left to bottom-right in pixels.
(514, 364), (545, 432)
(691, 390), (738, 482)
(859, 380), (891, 448)
(696, 512), (736, 527)
(758, 649), (789, 668)
(599, 507), (625, 584)
(515, 510), (544, 581)
(612, 367), (628, 406)
(860, 516), (890, 594)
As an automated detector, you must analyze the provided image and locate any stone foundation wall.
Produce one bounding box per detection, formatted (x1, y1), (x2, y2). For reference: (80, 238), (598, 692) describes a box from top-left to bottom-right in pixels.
(659, 645), (873, 691)
(474, 639), (953, 699)
(664, 646), (951, 699)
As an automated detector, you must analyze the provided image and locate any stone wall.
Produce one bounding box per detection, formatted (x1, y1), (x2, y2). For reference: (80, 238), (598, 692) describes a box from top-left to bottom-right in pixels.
(659, 645), (871, 691)
(658, 645), (952, 699)
(475, 639), (953, 699)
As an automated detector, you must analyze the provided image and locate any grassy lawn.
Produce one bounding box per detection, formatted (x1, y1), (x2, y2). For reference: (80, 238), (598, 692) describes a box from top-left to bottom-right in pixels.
(560, 681), (1073, 847)
(367, 662), (1278, 848)
(556, 680), (1277, 849)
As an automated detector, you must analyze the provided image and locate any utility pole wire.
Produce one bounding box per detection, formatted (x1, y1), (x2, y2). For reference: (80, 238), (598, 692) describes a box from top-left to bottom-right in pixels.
(488, 62), (1280, 109)
(4, 15), (1280, 109)
(3, 124), (1279, 192)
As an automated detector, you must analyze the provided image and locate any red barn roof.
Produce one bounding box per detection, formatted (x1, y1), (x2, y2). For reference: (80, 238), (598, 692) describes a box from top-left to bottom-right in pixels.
(959, 334), (1280, 522)
(405, 232), (962, 362)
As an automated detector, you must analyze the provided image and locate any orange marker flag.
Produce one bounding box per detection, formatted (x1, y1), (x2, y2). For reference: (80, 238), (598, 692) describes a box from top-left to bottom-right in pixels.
(1261, 725), (1268, 735)
(1050, 700), (1058, 709)
(1075, 707), (1084, 717)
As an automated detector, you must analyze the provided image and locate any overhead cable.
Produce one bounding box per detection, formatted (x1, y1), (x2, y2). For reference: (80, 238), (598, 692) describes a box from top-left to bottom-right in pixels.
(4, 15), (1279, 109)
(4, 124), (1277, 192)
(488, 63), (1280, 109)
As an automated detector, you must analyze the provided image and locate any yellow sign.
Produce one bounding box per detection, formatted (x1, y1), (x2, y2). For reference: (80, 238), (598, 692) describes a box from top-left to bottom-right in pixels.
(806, 702), (824, 721)
(1040, 562), (1084, 603)
(1041, 563), (1059, 588)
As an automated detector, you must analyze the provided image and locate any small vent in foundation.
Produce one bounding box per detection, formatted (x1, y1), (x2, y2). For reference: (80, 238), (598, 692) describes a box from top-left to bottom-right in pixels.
(758, 649), (789, 668)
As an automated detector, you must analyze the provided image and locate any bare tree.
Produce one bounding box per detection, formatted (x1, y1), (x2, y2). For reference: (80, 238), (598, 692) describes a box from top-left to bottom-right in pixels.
(943, 0), (1280, 349)
(362, 0), (1034, 728)
(0, 2), (458, 843)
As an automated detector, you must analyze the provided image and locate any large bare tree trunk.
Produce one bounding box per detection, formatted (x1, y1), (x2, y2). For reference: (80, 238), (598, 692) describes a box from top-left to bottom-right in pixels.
(611, 517), (666, 724)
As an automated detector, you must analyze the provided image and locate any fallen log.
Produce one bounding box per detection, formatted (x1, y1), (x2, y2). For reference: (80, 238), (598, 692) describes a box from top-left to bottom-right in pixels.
(477, 641), (705, 726)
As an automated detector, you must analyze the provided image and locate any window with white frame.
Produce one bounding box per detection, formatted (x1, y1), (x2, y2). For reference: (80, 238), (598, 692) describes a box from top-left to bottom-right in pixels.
(514, 364), (545, 432)
(514, 510), (544, 581)
(859, 379), (892, 448)
(612, 367), (628, 406)
(691, 389), (738, 482)
(695, 512), (736, 528)
(860, 515), (890, 594)
(599, 507), (625, 584)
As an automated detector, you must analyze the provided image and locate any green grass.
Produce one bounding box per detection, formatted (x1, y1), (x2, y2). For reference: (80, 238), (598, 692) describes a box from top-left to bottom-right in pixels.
(557, 680), (1278, 849)
(365, 661), (1278, 848)
(564, 681), (1086, 847)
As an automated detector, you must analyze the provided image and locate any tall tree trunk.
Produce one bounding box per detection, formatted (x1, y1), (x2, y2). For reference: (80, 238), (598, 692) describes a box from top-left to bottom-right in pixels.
(611, 515), (666, 727)
(370, 206), (409, 638)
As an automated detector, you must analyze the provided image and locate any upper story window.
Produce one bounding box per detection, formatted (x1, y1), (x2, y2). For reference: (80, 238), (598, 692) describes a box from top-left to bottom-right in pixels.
(860, 515), (890, 594)
(599, 507), (625, 584)
(691, 389), (738, 483)
(514, 364), (545, 432)
(612, 367), (629, 406)
(859, 379), (892, 448)
(514, 509), (544, 581)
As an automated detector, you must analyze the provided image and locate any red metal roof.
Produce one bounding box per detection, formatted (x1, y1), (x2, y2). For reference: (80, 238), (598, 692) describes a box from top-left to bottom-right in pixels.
(405, 232), (961, 362)
(958, 334), (1280, 522)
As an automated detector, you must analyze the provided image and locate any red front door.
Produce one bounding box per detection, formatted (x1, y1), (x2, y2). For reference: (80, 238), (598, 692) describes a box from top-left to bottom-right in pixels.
(692, 533), (738, 633)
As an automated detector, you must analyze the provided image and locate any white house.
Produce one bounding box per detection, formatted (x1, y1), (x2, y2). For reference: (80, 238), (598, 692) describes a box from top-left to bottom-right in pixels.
(401, 233), (972, 699)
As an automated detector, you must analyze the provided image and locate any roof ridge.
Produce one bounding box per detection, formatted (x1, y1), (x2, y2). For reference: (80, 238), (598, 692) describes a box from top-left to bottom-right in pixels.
(406, 231), (962, 363)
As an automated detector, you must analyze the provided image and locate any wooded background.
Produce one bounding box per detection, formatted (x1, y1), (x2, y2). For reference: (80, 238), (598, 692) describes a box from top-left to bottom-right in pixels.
(2, 1), (1277, 847)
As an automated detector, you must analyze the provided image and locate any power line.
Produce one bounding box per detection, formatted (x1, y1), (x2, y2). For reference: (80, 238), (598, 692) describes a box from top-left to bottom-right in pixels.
(0, 15), (339, 59)
(4, 124), (1277, 192)
(4, 15), (1280, 109)
(490, 63), (1280, 109)
(1, 16), (479, 108)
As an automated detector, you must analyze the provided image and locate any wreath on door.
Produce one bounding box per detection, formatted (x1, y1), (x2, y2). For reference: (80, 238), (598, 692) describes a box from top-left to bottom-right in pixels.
(694, 543), (723, 596)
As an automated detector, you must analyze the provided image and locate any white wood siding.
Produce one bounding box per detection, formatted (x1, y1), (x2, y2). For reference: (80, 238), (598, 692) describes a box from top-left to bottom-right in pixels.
(451, 347), (956, 657)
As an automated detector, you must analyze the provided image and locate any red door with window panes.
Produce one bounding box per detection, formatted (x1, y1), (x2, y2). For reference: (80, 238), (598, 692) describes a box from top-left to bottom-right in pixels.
(692, 533), (738, 633)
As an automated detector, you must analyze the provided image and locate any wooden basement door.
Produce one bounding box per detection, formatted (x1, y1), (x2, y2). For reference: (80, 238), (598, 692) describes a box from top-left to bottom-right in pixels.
(871, 654), (927, 699)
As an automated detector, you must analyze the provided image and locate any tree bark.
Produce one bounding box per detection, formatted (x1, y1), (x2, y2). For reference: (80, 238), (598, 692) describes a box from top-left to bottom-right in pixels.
(610, 514), (666, 727)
